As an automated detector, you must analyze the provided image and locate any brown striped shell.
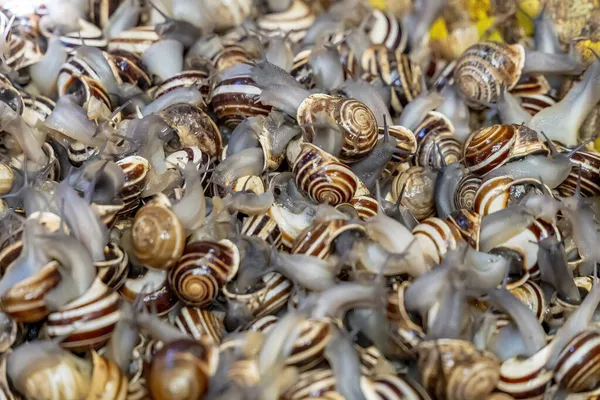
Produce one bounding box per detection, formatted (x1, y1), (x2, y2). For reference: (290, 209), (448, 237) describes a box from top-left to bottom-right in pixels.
(555, 147), (600, 197)
(21, 92), (55, 126)
(132, 194), (185, 270)
(0, 163), (13, 196)
(211, 66), (272, 129)
(241, 213), (283, 248)
(96, 242), (129, 291)
(386, 282), (426, 358)
(152, 70), (212, 103)
(367, 9), (408, 53)
(58, 56), (113, 109)
(360, 46), (422, 116)
(390, 166), (437, 221)
(454, 42), (525, 105)
(284, 319), (332, 371)
(454, 174), (482, 211)
(256, 0), (316, 43)
(473, 176), (552, 216)
(223, 272), (292, 319)
(417, 339), (500, 400)
(463, 124), (548, 175)
(46, 278), (121, 351)
(40, 16), (107, 51)
(120, 267), (178, 316)
(174, 307), (226, 344)
(67, 141), (95, 168)
(546, 276), (592, 331)
(146, 338), (218, 400)
(496, 345), (553, 399)
(361, 374), (432, 400)
(284, 368), (337, 400)
(413, 111), (461, 169)
(88, 0), (125, 27)
(413, 216), (463, 265)
(116, 155), (149, 217)
(553, 329), (600, 392)
(88, 350), (128, 400)
(291, 218), (365, 259)
(381, 125), (417, 175)
(292, 143), (360, 206)
(494, 280), (546, 329)
(337, 195), (379, 221)
(267, 203), (314, 251)
(107, 26), (160, 54)
(0, 351), (18, 400)
(90, 201), (126, 227)
(159, 104), (222, 158)
(106, 49), (152, 92)
(510, 75), (556, 116)
(297, 94), (378, 163)
(168, 240), (240, 308)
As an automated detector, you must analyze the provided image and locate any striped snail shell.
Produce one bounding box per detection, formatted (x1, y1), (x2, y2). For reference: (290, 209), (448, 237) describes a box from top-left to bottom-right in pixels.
(413, 111), (462, 169)
(115, 155), (149, 216)
(0, 79), (24, 115)
(292, 143), (360, 206)
(297, 94), (379, 163)
(546, 276), (592, 331)
(21, 92), (55, 127)
(447, 209), (481, 249)
(168, 240), (240, 308)
(390, 166), (438, 221)
(210, 43), (253, 72)
(337, 195), (379, 221)
(381, 125), (417, 176)
(367, 9), (408, 53)
(284, 368), (337, 400)
(510, 75), (556, 116)
(46, 278), (121, 351)
(553, 329), (600, 393)
(386, 282), (426, 358)
(120, 266), (179, 316)
(0, 312), (16, 354)
(454, 174), (482, 211)
(88, 350), (128, 399)
(88, 0), (122, 27)
(40, 17), (107, 51)
(241, 213), (283, 248)
(132, 194), (185, 270)
(174, 306), (226, 344)
(267, 203), (314, 251)
(90, 201), (126, 227)
(257, 0), (316, 43)
(496, 345), (553, 399)
(292, 217), (365, 259)
(67, 141), (96, 168)
(413, 217), (462, 266)
(227, 359), (261, 387)
(57, 63), (112, 110)
(291, 48), (318, 89)
(463, 124), (548, 175)
(1, 261), (61, 323)
(494, 280), (546, 330)
(107, 26), (160, 54)
(159, 104), (222, 158)
(356, 345), (387, 376)
(211, 64), (272, 129)
(361, 374), (432, 400)
(106, 50), (152, 92)
(454, 42), (525, 105)
(0, 351), (18, 400)
(360, 46), (422, 116)
(0, 163), (14, 196)
(555, 146), (600, 197)
(473, 176), (552, 216)
(417, 339), (500, 400)
(8, 142), (61, 182)
(223, 272), (292, 319)
(96, 242), (129, 291)
(152, 70), (212, 104)
(146, 338), (218, 400)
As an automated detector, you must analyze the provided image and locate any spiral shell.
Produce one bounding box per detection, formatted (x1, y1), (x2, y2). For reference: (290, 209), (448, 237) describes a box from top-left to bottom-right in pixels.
(285, 368), (337, 400)
(88, 350), (128, 400)
(168, 240), (240, 307)
(152, 70), (212, 103)
(174, 307), (226, 344)
(108, 26), (159, 54)
(510, 75), (556, 116)
(292, 218), (365, 259)
(159, 104), (222, 158)
(386, 283), (426, 358)
(293, 143), (360, 206)
(382, 125), (417, 175)
(241, 213), (283, 248)
(46, 278), (121, 351)
(367, 9), (408, 53)
(1, 261), (61, 323)
(132, 195), (185, 270)
(556, 147), (600, 197)
(417, 339), (500, 400)
(454, 42), (525, 105)
(68, 141), (95, 168)
(496, 345), (553, 399)
(413, 111), (461, 169)
(454, 174), (482, 211)
(413, 217), (462, 265)
(120, 267), (178, 316)
(361, 374), (432, 400)
(115, 155), (149, 216)
(267, 203), (314, 251)
(147, 338), (218, 400)
(257, 0), (315, 43)
(337, 195), (379, 221)
(96, 242), (129, 291)
(57, 61), (112, 110)
(21, 92), (55, 127)
(552, 328), (600, 393)
(211, 65), (272, 129)
(463, 124), (548, 175)
(297, 94), (378, 163)
(473, 176), (552, 216)
(495, 280), (546, 328)
(361, 46), (422, 116)
(223, 272), (292, 319)
(390, 166), (437, 221)
(546, 276), (592, 330)
(106, 49), (152, 92)
(0, 163), (14, 196)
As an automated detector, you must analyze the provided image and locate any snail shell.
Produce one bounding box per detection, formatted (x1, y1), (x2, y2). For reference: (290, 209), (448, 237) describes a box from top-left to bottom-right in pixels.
(454, 174), (482, 211)
(390, 166), (438, 221)
(107, 26), (160, 54)
(68, 141), (95, 168)
(88, 350), (128, 400)
(21, 92), (55, 127)
(168, 240), (240, 308)
(367, 9), (408, 53)
(115, 155), (149, 217)
(337, 195), (379, 221)
(223, 272), (292, 319)
(292, 143), (360, 206)
(292, 218), (365, 259)
(267, 203), (314, 251)
(159, 104), (222, 158)
(120, 267), (178, 316)
(495, 280), (546, 329)
(211, 65), (272, 129)
(510, 75), (556, 116)
(0, 80), (24, 115)
(418, 339), (500, 400)
(96, 242), (129, 291)
(546, 276), (592, 331)
(361, 46), (422, 116)
(46, 278), (121, 351)
(413, 111), (461, 169)
(58, 57), (113, 108)
(297, 94), (378, 164)
(382, 125), (417, 176)
(0, 163), (14, 196)
(555, 146), (600, 197)
(152, 70), (212, 104)
(40, 17), (107, 51)
(463, 124), (548, 175)
(361, 374), (432, 400)
(386, 282), (426, 358)
(106, 50), (152, 92)
(241, 213), (283, 248)
(174, 306), (226, 344)
(496, 345), (553, 399)
(88, 0), (126, 27)
(227, 359), (261, 387)
(473, 176), (552, 216)
(257, 0), (315, 43)
(131, 194), (185, 270)
(413, 217), (462, 266)
(454, 42), (525, 105)
(553, 329), (600, 393)
(146, 339), (218, 400)
(284, 368), (337, 400)
(90, 202), (126, 227)
(0, 351), (18, 400)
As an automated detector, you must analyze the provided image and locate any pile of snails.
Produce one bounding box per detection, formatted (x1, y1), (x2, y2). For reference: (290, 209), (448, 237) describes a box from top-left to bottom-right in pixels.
(1, 0), (600, 399)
